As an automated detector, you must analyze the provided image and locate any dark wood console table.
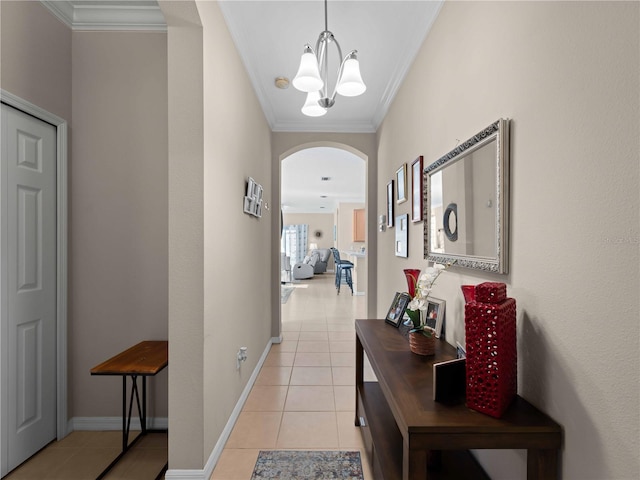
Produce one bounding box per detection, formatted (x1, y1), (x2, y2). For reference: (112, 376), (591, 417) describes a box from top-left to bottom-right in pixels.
(91, 340), (168, 480)
(355, 320), (562, 480)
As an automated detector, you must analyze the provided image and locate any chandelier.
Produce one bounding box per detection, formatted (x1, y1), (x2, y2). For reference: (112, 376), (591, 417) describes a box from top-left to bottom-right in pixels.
(292, 0), (366, 117)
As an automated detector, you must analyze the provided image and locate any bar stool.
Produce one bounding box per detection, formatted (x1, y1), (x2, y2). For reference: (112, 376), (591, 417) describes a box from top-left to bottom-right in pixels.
(330, 248), (354, 295)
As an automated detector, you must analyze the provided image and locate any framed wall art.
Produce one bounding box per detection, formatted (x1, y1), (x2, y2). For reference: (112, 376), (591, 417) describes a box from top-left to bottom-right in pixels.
(386, 180), (394, 227)
(395, 213), (409, 257)
(243, 176), (263, 218)
(411, 156), (424, 222)
(396, 164), (408, 204)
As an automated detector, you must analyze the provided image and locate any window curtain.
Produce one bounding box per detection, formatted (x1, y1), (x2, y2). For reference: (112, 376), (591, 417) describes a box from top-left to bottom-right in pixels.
(281, 224), (308, 266)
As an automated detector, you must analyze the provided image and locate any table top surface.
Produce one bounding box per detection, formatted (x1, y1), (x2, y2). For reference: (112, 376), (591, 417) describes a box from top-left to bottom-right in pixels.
(91, 340), (168, 376)
(355, 320), (562, 439)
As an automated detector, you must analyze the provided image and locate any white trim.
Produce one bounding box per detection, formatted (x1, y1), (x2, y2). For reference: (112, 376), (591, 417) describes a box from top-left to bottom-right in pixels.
(164, 337), (276, 480)
(271, 120), (376, 134)
(40, 1), (167, 32)
(69, 416), (168, 431)
(0, 90), (69, 442)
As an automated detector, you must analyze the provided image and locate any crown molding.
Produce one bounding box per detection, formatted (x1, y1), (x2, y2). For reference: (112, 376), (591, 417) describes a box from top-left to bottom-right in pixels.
(40, 1), (166, 31)
(271, 120), (376, 134)
(371, 0), (444, 130)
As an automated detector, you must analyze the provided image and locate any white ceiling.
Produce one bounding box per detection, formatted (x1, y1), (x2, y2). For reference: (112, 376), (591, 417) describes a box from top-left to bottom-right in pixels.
(41, 0), (443, 212)
(218, 0), (443, 133)
(281, 147), (365, 213)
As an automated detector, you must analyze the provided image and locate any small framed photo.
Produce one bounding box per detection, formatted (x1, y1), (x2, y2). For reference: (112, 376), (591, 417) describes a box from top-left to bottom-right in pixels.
(246, 177), (256, 197)
(396, 164), (408, 204)
(386, 181), (394, 227)
(385, 292), (411, 327)
(411, 156), (423, 222)
(243, 196), (253, 214)
(425, 297), (446, 338)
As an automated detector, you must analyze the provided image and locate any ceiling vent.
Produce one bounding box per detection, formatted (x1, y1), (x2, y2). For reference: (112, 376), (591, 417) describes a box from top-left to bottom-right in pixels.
(321, 176), (331, 181)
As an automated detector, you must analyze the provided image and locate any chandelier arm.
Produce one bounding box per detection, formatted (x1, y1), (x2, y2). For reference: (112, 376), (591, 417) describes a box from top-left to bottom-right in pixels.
(315, 33), (329, 100)
(315, 31), (344, 104)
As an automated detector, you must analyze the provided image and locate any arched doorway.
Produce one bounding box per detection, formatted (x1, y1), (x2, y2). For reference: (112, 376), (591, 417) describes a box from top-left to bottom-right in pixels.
(281, 146), (365, 267)
(273, 139), (374, 341)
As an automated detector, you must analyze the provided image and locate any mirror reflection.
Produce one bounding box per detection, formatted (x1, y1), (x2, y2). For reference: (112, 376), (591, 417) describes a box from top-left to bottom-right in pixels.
(430, 138), (496, 256)
(424, 119), (509, 273)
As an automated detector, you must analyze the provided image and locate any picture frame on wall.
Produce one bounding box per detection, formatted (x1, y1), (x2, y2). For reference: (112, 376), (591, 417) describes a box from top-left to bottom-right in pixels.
(411, 156), (424, 222)
(395, 213), (409, 257)
(244, 176), (263, 218)
(387, 181), (394, 227)
(396, 164), (408, 204)
(425, 297), (446, 338)
(385, 292), (411, 327)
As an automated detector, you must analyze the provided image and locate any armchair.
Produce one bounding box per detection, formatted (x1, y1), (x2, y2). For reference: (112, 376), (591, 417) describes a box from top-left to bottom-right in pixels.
(292, 251), (319, 280)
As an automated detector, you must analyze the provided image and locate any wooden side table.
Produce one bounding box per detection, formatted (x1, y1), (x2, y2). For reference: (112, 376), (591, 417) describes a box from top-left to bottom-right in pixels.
(355, 320), (562, 479)
(91, 340), (168, 479)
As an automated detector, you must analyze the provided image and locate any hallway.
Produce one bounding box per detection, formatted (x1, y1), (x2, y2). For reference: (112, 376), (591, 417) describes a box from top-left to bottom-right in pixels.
(211, 273), (372, 479)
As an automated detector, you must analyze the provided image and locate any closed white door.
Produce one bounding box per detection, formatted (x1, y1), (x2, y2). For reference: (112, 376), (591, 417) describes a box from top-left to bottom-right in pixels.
(1, 103), (57, 475)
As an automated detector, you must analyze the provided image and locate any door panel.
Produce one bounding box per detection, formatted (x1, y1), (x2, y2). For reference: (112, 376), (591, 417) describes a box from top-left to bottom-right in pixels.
(1, 103), (57, 474)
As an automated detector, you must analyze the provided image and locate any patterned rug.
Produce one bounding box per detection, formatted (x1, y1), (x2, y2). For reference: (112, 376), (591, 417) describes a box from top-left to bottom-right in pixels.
(251, 450), (364, 480)
(281, 285), (295, 304)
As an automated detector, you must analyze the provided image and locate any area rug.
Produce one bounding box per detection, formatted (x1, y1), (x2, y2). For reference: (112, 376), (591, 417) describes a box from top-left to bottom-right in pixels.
(251, 450), (364, 480)
(281, 285), (295, 304)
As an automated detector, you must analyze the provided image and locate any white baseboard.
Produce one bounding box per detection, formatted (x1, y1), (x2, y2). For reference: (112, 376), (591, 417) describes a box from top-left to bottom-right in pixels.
(69, 416), (168, 431)
(164, 337), (276, 480)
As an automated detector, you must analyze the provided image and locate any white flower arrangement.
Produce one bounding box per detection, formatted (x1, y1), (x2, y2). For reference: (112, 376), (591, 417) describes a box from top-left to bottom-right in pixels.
(405, 263), (451, 337)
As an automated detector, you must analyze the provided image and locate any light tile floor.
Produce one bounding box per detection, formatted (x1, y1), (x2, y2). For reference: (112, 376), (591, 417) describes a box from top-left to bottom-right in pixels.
(4, 273), (371, 480)
(4, 430), (168, 480)
(211, 273), (373, 479)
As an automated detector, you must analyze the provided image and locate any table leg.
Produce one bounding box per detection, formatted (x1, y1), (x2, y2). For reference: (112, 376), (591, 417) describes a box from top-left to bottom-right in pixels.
(355, 335), (363, 426)
(403, 445), (427, 480)
(527, 449), (558, 479)
(142, 376), (147, 434)
(122, 376), (127, 451)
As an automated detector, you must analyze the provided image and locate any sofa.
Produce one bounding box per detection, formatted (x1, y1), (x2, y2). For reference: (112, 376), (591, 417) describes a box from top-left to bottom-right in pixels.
(292, 248), (331, 280)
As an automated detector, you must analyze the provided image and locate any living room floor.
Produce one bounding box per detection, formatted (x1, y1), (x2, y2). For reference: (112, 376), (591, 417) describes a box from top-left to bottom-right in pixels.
(4, 273), (370, 480)
(211, 272), (372, 479)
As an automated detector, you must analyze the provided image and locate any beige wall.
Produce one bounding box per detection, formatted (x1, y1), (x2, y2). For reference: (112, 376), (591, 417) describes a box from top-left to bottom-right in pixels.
(161, 0), (273, 469)
(70, 30), (168, 420)
(283, 213), (335, 249)
(198, 0), (272, 463)
(1, 1), (169, 422)
(377, 2), (639, 479)
(161, 0), (205, 469)
(0, 1), (72, 121)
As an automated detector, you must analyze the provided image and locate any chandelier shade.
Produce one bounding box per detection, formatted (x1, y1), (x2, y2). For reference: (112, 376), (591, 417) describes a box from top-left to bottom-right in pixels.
(301, 91), (328, 117)
(336, 54), (366, 97)
(292, 46), (324, 92)
(292, 0), (366, 116)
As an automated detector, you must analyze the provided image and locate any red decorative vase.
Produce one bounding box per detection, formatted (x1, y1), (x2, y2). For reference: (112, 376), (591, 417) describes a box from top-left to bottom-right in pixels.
(461, 285), (475, 303)
(465, 282), (517, 418)
(403, 269), (421, 298)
